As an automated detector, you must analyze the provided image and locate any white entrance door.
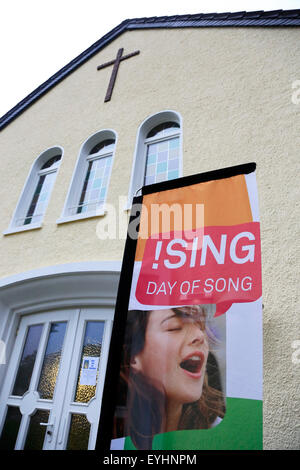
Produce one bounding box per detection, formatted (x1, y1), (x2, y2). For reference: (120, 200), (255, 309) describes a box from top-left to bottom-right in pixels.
(0, 307), (113, 450)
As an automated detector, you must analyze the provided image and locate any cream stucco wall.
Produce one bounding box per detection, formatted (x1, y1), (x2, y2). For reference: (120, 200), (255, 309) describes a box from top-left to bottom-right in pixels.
(0, 27), (299, 449)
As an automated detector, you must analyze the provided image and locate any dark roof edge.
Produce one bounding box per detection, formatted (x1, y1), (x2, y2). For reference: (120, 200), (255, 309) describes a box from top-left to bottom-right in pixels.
(0, 20), (129, 132)
(128, 17), (300, 29)
(1, 9), (300, 132)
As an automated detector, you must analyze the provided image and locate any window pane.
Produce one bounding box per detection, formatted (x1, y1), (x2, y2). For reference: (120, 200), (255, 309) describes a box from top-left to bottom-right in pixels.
(24, 175), (45, 225)
(74, 322), (105, 403)
(37, 322), (67, 400)
(0, 406), (22, 450)
(144, 137), (179, 186)
(168, 170), (179, 180)
(12, 324), (43, 397)
(24, 171), (56, 225)
(169, 138), (179, 150)
(145, 175), (155, 186)
(146, 122), (179, 138)
(41, 155), (61, 170)
(158, 141), (168, 152)
(24, 409), (49, 450)
(168, 158), (179, 170)
(77, 157), (112, 214)
(89, 139), (115, 155)
(67, 414), (91, 450)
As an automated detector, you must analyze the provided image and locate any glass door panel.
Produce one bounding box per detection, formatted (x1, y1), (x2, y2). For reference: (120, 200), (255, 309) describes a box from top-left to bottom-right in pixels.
(12, 325), (43, 397)
(0, 406), (22, 450)
(0, 310), (79, 450)
(0, 307), (114, 450)
(56, 308), (113, 450)
(66, 414), (91, 450)
(24, 409), (50, 450)
(37, 322), (67, 400)
(74, 321), (105, 403)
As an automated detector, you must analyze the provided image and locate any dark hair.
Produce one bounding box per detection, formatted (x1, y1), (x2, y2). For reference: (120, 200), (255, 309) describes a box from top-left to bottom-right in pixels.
(113, 306), (225, 450)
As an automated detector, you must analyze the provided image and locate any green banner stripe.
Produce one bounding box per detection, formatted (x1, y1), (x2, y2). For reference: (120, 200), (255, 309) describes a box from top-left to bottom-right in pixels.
(124, 397), (262, 450)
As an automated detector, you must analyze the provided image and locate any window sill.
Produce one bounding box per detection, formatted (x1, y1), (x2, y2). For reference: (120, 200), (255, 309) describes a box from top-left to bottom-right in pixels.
(124, 194), (142, 212)
(56, 210), (106, 225)
(3, 223), (43, 235)
(123, 201), (132, 211)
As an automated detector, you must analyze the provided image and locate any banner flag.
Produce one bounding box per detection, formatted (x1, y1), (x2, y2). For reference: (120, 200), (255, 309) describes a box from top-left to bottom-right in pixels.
(96, 163), (262, 451)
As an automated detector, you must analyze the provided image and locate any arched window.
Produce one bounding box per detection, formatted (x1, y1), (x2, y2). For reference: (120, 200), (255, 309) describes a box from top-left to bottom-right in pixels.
(127, 111), (182, 207)
(4, 147), (63, 234)
(24, 154), (61, 225)
(144, 121), (180, 186)
(77, 139), (115, 215)
(58, 131), (116, 223)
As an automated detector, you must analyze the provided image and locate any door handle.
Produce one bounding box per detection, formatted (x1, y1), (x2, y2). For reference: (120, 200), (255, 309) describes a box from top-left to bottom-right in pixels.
(40, 417), (55, 443)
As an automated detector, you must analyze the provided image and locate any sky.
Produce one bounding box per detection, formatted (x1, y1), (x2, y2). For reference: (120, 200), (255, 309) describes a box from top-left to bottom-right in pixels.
(1, 0), (300, 118)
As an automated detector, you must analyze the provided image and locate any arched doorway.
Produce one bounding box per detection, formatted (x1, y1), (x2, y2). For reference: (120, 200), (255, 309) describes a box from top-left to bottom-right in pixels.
(0, 262), (120, 450)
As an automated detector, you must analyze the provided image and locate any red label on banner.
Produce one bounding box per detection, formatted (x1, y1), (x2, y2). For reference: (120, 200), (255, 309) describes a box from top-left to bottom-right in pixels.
(136, 222), (261, 316)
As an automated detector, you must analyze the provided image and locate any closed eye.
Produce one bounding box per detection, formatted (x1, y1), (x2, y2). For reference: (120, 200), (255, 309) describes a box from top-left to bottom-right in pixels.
(161, 315), (183, 332)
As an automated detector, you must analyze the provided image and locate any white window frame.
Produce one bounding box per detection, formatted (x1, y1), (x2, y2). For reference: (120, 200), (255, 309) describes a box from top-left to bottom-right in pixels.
(126, 110), (183, 210)
(3, 146), (63, 235)
(57, 130), (117, 224)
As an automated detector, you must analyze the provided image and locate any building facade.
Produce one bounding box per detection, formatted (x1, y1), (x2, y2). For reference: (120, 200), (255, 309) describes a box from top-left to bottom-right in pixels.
(0, 10), (299, 450)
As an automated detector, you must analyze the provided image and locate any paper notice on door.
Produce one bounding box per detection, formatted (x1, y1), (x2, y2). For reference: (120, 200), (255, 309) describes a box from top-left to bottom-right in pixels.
(80, 356), (99, 386)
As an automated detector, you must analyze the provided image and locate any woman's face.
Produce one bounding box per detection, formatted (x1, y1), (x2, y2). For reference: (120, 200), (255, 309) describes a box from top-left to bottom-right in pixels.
(132, 309), (209, 406)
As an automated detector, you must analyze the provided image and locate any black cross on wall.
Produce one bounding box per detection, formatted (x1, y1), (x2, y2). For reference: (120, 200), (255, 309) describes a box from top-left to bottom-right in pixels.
(97, 48), (140, 102)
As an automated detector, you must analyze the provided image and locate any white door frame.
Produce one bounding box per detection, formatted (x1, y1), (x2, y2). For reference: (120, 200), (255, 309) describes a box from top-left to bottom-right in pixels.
(0, 309), (81, 450)
(55, 308), (113, 450)
(0, 262), (121, 449)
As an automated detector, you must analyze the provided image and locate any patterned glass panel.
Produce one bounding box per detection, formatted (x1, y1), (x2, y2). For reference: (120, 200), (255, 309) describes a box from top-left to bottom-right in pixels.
(144, 136), (179, 186)
(12, 324), (43, 397)
(24, 171), (56, 225)
(0, 406), (22, 450)
(77, 156), (112, 214)
(37, 322), (67, 400)
(74, 322), (104, 403)
(24, 409), (49, 450)
(66, 414), (91, 450)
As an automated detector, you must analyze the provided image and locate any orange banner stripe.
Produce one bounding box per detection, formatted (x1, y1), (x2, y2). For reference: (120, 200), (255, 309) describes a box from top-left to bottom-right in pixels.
(135, 174), (252, 261)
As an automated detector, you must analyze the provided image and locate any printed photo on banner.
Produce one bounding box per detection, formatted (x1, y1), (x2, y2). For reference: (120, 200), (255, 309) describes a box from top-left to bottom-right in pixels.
(101, 164), (263, 451)
(112, 304), (226, 450)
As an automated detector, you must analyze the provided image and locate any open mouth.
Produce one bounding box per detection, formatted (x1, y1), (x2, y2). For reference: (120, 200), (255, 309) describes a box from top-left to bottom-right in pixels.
(180, 354), (204, 377)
